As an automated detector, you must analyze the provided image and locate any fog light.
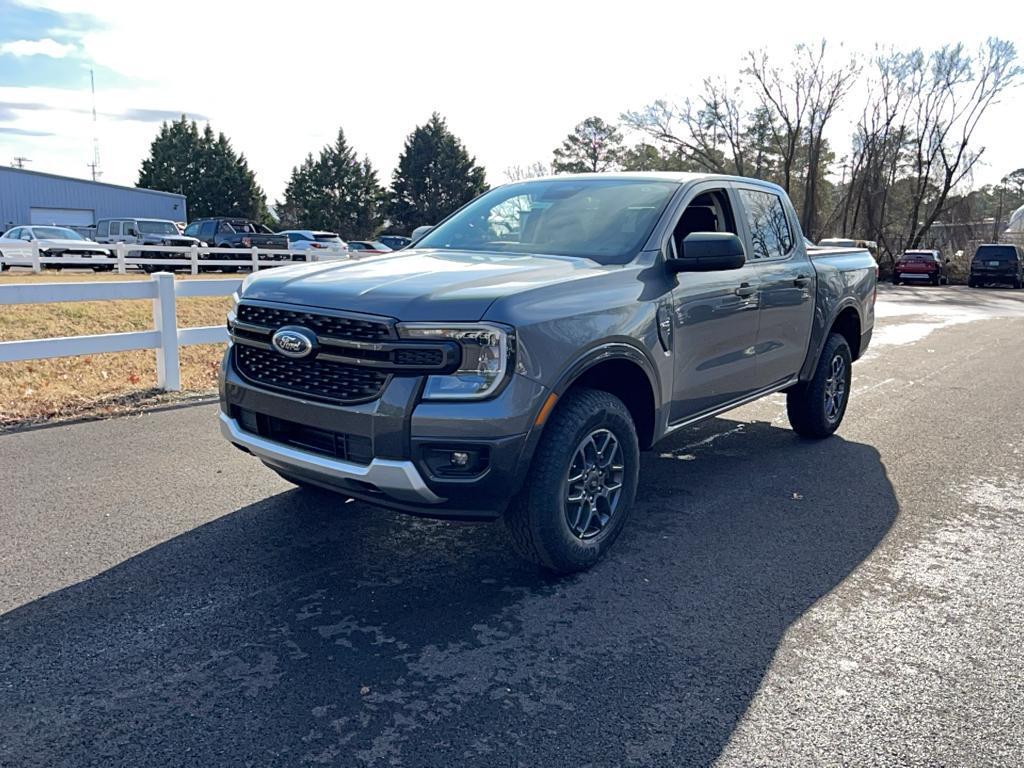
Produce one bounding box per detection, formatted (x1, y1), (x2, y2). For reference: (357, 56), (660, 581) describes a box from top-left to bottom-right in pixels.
(422, 445), (490, 477)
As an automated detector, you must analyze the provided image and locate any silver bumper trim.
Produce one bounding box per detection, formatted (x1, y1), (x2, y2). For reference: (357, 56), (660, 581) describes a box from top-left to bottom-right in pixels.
(219, 412), (443, 504)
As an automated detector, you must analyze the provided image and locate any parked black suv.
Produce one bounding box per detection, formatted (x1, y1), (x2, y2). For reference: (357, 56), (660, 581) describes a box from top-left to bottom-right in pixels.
(183, 218), (290, 272)
(968, 244), (1024, 289)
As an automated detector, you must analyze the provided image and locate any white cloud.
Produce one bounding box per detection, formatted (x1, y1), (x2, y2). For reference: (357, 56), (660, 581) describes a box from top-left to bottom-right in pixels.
(0, 38), (77, 58)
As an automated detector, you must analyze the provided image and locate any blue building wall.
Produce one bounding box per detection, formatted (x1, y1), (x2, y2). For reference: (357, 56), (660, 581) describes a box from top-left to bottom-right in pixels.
(0, 166), (187, 230)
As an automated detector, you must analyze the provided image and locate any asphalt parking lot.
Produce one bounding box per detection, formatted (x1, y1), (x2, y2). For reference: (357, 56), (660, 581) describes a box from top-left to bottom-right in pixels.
(2, 285), (1023, 767)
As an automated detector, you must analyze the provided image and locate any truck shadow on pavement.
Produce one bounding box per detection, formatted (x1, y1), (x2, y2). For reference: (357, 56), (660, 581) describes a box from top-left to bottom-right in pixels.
(0, 417), (898, 768)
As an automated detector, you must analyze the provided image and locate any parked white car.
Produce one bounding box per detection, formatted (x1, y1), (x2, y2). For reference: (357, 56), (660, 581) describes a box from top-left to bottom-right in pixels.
(0, 225), (111, 270)
(278, 230), (349, 261)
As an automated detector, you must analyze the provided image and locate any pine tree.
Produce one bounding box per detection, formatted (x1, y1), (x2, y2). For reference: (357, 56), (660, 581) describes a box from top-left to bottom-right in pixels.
(551, 117), (624, 174)
(388, 113), (488, 232)
(138, 116), (269, 222)
(277, 128), (384, 239)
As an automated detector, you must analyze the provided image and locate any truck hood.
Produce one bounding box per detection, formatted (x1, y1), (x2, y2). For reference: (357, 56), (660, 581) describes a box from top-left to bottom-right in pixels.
(142, 235), (201, 246)
(240, 248), (610, 321)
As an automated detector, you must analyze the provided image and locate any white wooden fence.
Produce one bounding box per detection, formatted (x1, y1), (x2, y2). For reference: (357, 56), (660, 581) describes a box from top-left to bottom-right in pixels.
(0, 242), (338, 274)
(0, 273), (242, 391)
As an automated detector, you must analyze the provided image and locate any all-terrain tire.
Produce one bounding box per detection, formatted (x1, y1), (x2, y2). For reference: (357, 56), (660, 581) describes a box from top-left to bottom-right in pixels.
(786, 333), (853, 439)
(503, 387), (640, 574)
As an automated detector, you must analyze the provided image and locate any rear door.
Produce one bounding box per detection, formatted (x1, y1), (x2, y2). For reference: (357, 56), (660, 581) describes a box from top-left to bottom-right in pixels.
(667, 182), (762, 422)
(735, 185), (815, 389)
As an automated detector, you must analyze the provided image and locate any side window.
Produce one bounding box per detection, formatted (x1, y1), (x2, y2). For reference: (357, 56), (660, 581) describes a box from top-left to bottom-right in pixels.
(7, 228), (21, 239)
(111, 221), (123, 236)
(96, 221), (109, 237)
(738, 189), (794, 260)
(671, 189), (738, 257)
(183, 222), (200, 237)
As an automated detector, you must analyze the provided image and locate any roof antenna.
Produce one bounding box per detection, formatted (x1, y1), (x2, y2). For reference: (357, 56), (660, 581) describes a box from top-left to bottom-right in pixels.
(87, 68), (102, 181)
(11, 156), (31, 169)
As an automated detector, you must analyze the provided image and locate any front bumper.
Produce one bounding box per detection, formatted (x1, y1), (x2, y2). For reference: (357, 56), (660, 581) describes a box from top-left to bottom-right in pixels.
(219, 411), (442, 504)
(219, 348), (548, 519)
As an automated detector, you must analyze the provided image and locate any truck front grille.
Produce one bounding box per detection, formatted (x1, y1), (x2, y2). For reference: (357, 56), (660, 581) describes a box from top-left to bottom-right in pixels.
(235, 344), (389, 404)
(236, 303), (392, 342)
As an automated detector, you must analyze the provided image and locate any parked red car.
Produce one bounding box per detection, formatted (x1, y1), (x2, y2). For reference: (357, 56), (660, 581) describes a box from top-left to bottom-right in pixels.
(892, 250), (948, 286)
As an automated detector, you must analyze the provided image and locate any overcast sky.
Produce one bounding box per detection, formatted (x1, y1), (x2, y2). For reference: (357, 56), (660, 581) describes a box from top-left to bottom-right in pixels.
(0, 0), (1021, 205)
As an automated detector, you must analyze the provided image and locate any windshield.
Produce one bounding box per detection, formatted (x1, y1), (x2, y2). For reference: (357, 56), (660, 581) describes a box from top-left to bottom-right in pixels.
(416, 178), (678, 264)
(34, 227), (83, 240)
(313, 233), (342, 242)
(138, 220), (179, 235)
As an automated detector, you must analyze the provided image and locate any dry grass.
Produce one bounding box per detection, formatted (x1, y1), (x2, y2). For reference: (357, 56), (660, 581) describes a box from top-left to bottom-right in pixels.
(0, 270), (237, 429)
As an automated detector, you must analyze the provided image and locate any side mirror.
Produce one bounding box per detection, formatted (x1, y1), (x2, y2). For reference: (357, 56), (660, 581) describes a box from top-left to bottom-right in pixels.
(411, 225), (434, 241)
(667, 232), (746, 273)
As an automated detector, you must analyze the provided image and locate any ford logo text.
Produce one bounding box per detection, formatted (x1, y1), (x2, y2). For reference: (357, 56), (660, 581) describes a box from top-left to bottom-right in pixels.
(271, 326), (317, 359)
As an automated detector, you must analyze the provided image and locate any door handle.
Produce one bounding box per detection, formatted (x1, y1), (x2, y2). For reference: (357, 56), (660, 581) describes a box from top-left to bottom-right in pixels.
(793, 275), (811, 288)
(734, 283), (757, 298)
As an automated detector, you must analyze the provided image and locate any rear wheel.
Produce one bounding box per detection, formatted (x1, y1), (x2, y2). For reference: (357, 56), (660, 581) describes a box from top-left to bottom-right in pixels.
(891, 275), (900, 285)
(0, 251), (6, 271)
(503, 387), (639, 574)
(786, 333), (852, 439)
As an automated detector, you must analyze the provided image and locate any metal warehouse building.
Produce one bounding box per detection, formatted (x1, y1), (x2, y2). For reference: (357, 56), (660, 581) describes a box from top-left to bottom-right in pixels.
(0, 166), (186, 231)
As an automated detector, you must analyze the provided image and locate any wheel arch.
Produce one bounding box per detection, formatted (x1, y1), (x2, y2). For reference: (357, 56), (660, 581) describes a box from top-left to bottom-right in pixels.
(830, 305), (864, 360)
(549, 343), (661, 450)
(799, 301), (864, 383)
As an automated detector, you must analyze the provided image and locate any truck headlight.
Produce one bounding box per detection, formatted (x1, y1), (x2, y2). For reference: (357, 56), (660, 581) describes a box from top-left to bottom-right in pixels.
(396, 323), (512, 400)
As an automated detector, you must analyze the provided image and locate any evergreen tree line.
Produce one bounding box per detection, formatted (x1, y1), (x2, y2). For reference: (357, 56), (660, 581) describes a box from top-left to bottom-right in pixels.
(137, 112), (487, 239)
(545, 39), (1022, 261)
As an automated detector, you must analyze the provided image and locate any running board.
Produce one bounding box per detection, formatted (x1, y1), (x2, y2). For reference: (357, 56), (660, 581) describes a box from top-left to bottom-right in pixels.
(662, 378), (799, 438)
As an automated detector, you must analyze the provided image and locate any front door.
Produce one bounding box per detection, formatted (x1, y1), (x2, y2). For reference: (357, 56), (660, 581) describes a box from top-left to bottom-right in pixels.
(735, 186), (815, 389)
(667, 185), (761, 423)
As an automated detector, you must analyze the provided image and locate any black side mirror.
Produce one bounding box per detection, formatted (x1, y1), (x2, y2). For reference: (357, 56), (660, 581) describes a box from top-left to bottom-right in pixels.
(667, 232), (746, 273)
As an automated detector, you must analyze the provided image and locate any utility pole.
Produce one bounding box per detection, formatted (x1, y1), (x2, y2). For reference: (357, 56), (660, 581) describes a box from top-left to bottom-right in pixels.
(87, 68), (102, 181)
(11, 156), (31, 169)
(992, 185), (1005, 243)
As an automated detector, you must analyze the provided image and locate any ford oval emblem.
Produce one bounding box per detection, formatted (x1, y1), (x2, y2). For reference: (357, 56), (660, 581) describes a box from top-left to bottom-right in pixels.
(271, 326), (317, 359)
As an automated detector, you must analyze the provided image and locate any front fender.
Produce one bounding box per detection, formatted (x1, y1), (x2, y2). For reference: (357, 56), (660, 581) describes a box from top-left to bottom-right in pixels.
(551, 340), (663, 404)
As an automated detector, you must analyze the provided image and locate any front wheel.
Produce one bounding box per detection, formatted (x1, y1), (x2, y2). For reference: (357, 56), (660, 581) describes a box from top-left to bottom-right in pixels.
(786, 333), (853, 439)
(0, 251), (6, 272)
(503, 388), (639, 574)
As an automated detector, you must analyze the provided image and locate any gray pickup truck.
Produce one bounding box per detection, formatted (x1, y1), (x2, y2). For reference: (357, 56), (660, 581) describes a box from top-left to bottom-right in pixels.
(219, 173), (876, 573)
